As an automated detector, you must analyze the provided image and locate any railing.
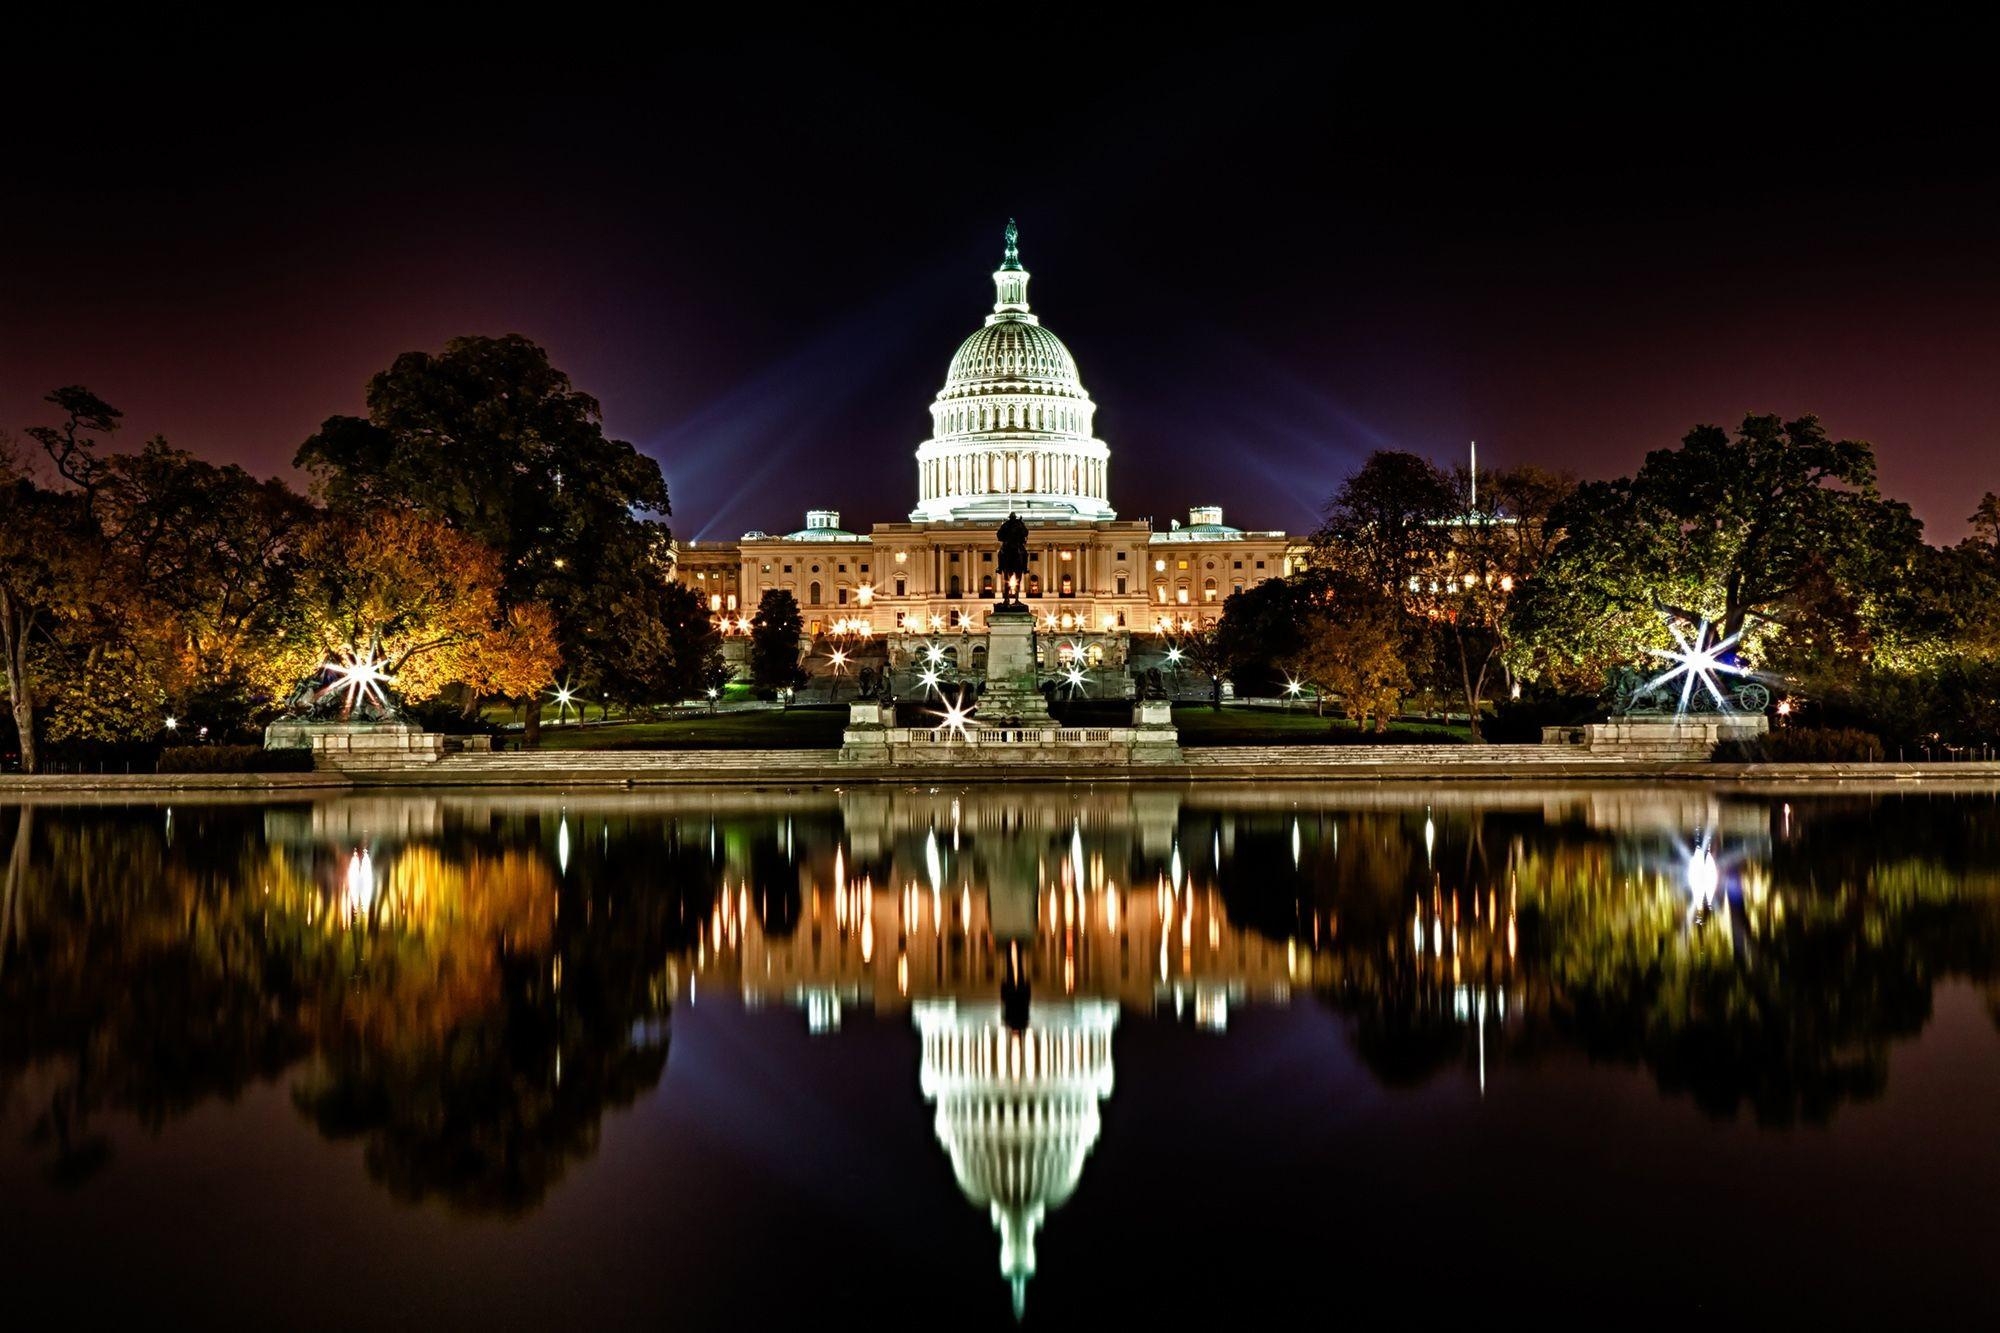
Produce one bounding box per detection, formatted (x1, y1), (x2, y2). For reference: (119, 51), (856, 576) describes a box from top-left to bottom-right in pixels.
(892, 727), (1131, 746)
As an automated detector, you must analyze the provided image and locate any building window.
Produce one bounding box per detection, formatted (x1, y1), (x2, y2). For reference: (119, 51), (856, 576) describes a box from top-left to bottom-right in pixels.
(894, 577), (907, 597)
(783, 564), (793, 574)
(949, 552), (961, 564)
(861, 563), (869, 573)
(1177, 559), (1188, 570)
(1204, 579), (1217, 602)
(811, 564), (821, 574)
(1116, 551), (1127, 562)
(838, 586), (849, 605)
(726, 594), (738, 611)
(949, 574), (962, 597)
(1177, 587), (1189, 604)
(1233, 560), (1243, 569)
(709, 594), (721, 611)
(1256, 560), (1267, 569)
(1155, 583), (1168, 604)
(981, 574), (995, 597)
(1154, 558), (1166, 572)
(809, 581), (822, 605)
(838, 562), (847, 573)
(1116, 574), (1128, 595)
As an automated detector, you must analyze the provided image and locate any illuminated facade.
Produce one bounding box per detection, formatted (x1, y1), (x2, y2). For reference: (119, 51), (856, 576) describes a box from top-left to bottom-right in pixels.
(674, 224), (1301, 654)
(667, 787), (1306, 1314)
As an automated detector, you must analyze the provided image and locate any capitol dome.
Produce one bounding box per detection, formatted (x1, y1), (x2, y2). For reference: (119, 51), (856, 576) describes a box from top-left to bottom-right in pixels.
(942, 320), (1082, 394)
(910, 221), (1115, 523)
(915, 998), (1118, 1320)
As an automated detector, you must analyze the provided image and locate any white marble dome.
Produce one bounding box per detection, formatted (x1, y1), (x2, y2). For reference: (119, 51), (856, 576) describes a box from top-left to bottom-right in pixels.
(911, 222), (1114, 523)
(941, 320), (1084, 398)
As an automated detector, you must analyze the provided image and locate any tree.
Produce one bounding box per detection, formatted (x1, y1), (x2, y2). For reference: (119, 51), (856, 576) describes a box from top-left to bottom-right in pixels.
(701, 656), (734, 711)
(7, 389), (331, 757)
(282, 509), (560, 708)
(1283, 587), (1410, 732)
(296, 335), (673, 736)
(1969, 492), (2000, 558)
(749, 589), (805, 695)
(1510, 414), (1921, 694)
(86, 437), (315, 732)
(571, 578), (720, 710)
(0, 462), (91, 772)
(2, 394), (137, 771)
(1170, 624), (1231, 709)
(1309, 451), (1457, 597)
(657, 583), (728, 704)
(1416, 464), (1575, 739)
(1214, 578), (1313, 696)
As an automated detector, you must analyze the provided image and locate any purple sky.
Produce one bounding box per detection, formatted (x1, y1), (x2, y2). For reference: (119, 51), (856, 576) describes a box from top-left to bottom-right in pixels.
(5, 19), (1995, 540)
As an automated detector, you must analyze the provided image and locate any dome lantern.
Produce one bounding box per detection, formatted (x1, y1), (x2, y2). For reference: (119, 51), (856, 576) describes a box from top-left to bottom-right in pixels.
(991, 218), (1031, 316)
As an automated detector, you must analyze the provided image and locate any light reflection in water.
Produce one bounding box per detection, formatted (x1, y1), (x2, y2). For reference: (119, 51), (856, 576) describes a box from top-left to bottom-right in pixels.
(2, 785), (1998, 1322)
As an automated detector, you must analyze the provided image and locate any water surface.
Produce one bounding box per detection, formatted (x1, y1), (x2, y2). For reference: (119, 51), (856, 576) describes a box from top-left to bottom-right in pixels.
(3, 784), (1997, 1326)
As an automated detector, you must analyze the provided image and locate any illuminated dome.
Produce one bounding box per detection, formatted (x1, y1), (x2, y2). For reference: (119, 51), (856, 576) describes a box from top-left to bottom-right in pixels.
(915, 998), (1118, 1319)
(942, 320), (1082, 393)
(911, 221), (1114, 523)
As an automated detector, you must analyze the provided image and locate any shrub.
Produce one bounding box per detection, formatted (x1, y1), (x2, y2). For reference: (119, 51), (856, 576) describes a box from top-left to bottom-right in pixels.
(157, 745), (316, 774)
(1713, 727), (1885, 764)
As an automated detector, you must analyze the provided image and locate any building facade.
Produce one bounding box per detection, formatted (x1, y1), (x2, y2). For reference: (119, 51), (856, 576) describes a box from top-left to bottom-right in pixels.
(674, 224), (1301, 677)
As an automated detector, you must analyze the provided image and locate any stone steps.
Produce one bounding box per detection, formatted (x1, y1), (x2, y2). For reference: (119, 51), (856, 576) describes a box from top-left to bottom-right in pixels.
(433, 750), (833, 771)
(1184, 744), (1628, 766)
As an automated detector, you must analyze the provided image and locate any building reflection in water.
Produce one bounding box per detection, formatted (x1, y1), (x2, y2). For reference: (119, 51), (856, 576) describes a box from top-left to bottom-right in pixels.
(649, 784), (1842, 1314)
(4, 782), (1996, 1317)
(666, 788), (1435, 1314)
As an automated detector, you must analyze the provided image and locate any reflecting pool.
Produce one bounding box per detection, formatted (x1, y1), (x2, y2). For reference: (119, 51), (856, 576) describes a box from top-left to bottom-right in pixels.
(2, 784), (1998, 1326)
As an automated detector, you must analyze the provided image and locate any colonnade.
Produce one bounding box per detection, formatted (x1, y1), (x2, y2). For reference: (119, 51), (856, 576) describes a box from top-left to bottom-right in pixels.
(923, 450), (1106, 501)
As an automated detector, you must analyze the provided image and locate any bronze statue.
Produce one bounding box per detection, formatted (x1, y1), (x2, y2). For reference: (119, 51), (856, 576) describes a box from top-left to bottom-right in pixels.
(996, 511), (1030, 604)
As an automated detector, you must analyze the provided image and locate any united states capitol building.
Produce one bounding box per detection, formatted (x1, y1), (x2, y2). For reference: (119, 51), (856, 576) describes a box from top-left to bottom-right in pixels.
(675, 223), (1301, 670)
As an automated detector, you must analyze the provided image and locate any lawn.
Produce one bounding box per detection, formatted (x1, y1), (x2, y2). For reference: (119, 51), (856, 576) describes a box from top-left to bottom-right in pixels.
(504, 700), (1467, 751)
(524, 706), (849, 751)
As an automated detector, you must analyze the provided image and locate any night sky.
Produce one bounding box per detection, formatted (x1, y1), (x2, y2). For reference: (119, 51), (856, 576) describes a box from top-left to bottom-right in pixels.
(6, 18), (1996, 540)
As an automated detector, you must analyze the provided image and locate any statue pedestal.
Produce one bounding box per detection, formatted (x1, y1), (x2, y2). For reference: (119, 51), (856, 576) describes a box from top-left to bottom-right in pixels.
(1130, 699), (1182, 763)
(840, 701), (892, 763)
(978, 605), (1051, 725)
(1557, 714), (1769, 760)
(264, 719), (444, 767)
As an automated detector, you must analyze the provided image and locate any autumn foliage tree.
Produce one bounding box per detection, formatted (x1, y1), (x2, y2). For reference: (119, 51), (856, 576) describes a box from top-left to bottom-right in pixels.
(3, 393), (179, 768)
(296, 335), (673, 742)
(1282, 585), (1410, 731)
(280, 509), (560, 707)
